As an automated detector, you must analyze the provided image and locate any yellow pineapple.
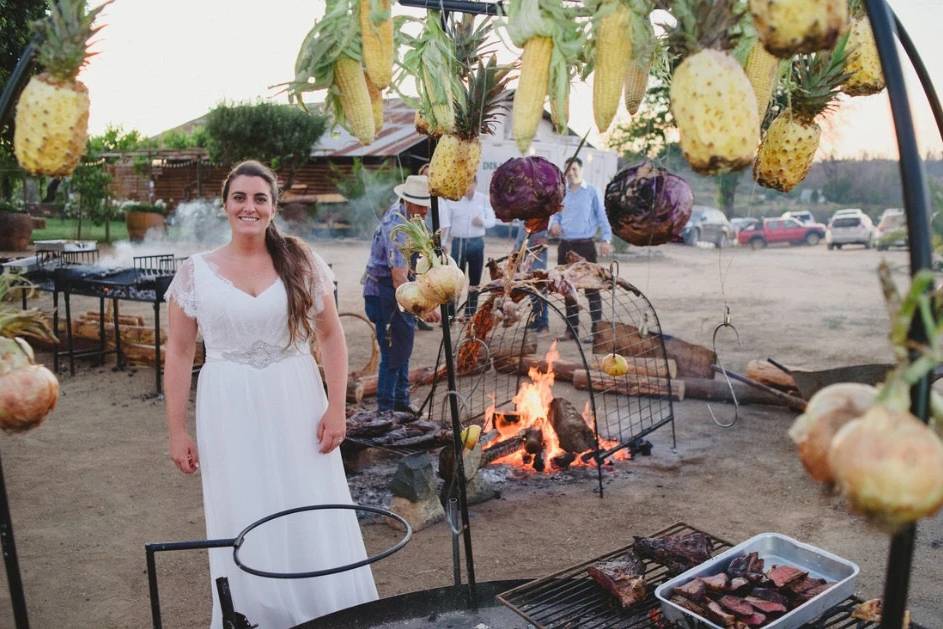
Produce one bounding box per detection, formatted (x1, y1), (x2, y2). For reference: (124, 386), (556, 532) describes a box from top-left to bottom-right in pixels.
(749, 0), (849, 57)
(668, 0), (759, 175)
(14, 0), (111, 177)
(843, 15), (884, 96)
(755, 40), (850, 192)
(429, 57), (512, 200)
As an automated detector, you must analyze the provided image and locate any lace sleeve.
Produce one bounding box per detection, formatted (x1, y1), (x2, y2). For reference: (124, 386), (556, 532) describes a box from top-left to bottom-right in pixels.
(308, 249), (337, 315)
(165, 257), (198, 319)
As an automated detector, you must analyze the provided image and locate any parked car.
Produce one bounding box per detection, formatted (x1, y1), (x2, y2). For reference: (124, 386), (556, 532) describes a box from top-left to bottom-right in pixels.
(875, 209), (907, 250)
(737, 217), (827, 249)
(831, 208), (865, 220)
(781, 210), (816, 225)
(730, 217), (759, 238)
(827, 213), (874, 249)
(681, 206), (735, 247)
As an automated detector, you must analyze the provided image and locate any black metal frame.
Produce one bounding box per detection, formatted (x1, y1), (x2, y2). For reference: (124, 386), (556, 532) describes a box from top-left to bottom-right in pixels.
(144, 504), (413, 628)
(0, 1), (938, 627)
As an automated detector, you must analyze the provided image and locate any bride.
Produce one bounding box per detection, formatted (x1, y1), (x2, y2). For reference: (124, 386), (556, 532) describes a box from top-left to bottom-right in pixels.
(163, 160), (377, 627)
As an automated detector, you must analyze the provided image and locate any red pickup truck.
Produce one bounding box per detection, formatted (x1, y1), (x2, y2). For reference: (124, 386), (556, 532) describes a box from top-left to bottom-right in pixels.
(737, 218), (827, 249)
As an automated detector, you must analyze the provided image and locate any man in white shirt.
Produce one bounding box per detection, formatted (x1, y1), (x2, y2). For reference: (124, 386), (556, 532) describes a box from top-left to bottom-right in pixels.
(441, 175), (496, 318)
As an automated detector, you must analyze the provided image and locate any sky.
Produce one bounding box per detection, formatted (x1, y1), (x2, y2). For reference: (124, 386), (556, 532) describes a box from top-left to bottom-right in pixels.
(78, 0), (943, 161)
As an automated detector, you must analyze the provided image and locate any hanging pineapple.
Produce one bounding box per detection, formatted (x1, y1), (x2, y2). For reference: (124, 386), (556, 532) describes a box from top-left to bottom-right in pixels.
(429, 56), (514, 200)
(667, 0), (760, 176)
(843, 3), (884, 97)
(588, 0), (653, 132)
(749, 0), (849, 57)
(754, 38), (850, 192)
(287, 0), (375, 145)
(0, 275), (59, 433)
(507, 0), (584, 153)
(14, 0), (111, 177)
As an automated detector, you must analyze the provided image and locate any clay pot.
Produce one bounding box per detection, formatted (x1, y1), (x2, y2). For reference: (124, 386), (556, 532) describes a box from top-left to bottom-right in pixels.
(125, 211), (166, 242)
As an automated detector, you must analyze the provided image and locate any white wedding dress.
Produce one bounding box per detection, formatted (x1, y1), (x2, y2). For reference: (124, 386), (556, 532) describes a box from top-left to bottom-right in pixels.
(166, 250), (378, 628)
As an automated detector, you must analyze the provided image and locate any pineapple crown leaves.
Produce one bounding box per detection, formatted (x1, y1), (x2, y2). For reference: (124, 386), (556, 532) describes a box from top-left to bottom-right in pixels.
(0, 275), (56, 345)
(454, 55), (515, 140)
(788, 32), (852, 122)
(34, 0), (114, 83)
(448, 14), (498, 81)
(661, 0), (745, 65)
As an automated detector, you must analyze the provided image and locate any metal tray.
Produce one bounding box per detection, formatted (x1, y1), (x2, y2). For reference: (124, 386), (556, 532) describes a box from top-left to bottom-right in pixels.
(654, 532), (859, 629)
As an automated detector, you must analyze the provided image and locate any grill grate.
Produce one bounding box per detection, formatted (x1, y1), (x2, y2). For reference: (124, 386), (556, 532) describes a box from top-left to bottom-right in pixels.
(497, 522), (880, 629)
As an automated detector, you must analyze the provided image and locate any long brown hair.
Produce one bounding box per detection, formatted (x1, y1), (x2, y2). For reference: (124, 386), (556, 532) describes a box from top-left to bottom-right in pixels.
(222, 160), (316, 344)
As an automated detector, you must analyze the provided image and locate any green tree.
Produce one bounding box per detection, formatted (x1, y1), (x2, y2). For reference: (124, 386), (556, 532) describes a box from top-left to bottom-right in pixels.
(608, 82), (676, 161)
(204, 102), (328, 188)
(0, 0), (49, 201)
(69, 156), (111, 240)
(716, 172), (740, 217)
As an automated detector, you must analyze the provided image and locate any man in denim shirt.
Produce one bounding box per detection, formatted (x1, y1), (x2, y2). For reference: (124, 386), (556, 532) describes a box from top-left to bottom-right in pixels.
(362, 175), (439, 412)
(513, 223), (549, 333)
(548, 157), (613, 340)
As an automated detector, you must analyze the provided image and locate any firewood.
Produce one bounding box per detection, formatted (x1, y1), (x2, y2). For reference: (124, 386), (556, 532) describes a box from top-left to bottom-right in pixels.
(481, 431), (527, 465)
(347, 366), (442, 403)
(592, 320), (716, 379)
(548, 398), (596, 453)
(551, 452), (576, 470)
(681, 378), (787, 406)
(524, 428), (543, 454)
(120, 341), (164, 366)
(495, 354), (676, 381)
(388, 430), (450, 448)
(83, 311), (145, 326)
(745, 360), (798, 391)
(487, 332), (537, 361)
(572, 369), (683, 400)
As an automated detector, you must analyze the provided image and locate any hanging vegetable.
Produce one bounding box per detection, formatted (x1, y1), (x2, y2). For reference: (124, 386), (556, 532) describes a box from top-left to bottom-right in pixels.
(399, 12), (463, 137)
(286, 0), (375, 145)
(604, 161), (694, 246)
(0, 275), (59, 433)
(740, 38), (781, 121)
(601, 353), (630, 377)
(390, 215), (466, 311)
(622, 20), (656, 116)
(359, 0), (394, 89)
(788, 264), (943, 532)
(665, 0), (760, 175)
(14, 0), (112, 177)
(748, 0), (849, 58)
(585, 0), (654, 132)
(489, 156), (565, 230)
(842, 1), (885, 97)
(754, 39), (850, 193)
(505, 0), (584, 152)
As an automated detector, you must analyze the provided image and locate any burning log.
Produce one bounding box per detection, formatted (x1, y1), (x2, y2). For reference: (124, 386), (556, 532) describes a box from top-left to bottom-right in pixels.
(524, 427), (543, 454)
(494, 355), (581, 381)
(551, 452), (576, 470)
(572, 369), (683, 400)
(481, 431), (527, 465)
(592, 320), (716, 379)
(548, 398), (596, 453)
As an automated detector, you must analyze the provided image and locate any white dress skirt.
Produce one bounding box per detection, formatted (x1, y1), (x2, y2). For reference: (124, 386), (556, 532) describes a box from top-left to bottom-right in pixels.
(166, 251), (378, 628)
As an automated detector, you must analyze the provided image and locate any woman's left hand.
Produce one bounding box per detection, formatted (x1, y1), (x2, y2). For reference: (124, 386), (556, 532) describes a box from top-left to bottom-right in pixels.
(317, 404), (347, 453)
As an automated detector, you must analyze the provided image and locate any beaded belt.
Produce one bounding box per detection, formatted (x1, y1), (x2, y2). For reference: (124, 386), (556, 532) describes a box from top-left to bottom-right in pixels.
(205, 341), (303, 370)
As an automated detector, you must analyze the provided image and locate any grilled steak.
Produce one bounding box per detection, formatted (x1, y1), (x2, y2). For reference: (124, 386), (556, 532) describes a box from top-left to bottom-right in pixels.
(670, 594), (709, 618)
(742, 612), (767, 627)
(750, 588), (791, 608)
(719, 595), (755, 617)
(633, 532), (712, 574)
(767, 565), (807, 588)
(674, 577), (707, 602)
(587, 554), (648, 608)
(745, 596), (788, 614)
(728, 577), (751, 592)
(706, 600), (737, 626)
(702, 573), (729, 591)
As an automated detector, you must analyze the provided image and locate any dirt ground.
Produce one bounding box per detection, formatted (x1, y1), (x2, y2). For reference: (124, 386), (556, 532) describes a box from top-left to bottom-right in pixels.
(1, 238), (941, 628)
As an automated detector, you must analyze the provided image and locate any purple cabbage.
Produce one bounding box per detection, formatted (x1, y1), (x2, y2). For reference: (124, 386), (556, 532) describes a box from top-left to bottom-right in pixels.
(604, 162), (694, 246)
(489, 156), (565, 227)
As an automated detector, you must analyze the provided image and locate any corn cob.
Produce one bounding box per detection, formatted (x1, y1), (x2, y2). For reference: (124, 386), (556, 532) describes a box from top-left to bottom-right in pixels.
(843, 16), (884, 96)
(359, 0), (393, 89)
(593, 2), (633, 133)
(365, 75), (384, 134)
(512, 36), (553, 153)
(623, 57), (651, 115)
(334, 56), (375, 145)
(550, 80), (570, 132)
(743, 41), (780, 119)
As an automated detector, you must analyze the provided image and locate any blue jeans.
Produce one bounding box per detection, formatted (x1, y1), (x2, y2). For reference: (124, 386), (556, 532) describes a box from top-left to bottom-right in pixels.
(451, 236), (484, 316)
(529, 246), (549, 328)
(364, 284), (415, 411)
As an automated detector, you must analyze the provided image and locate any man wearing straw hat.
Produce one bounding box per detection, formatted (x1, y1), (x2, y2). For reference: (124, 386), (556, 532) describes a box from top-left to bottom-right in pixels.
(362, 174), (439, 413)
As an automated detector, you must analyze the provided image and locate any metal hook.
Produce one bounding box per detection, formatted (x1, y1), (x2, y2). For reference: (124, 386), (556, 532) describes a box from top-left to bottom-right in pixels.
(707, 307), (741, 428)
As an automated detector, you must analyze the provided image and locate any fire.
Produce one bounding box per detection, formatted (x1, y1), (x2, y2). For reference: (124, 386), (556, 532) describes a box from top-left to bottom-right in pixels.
(484, 342), (631, 472)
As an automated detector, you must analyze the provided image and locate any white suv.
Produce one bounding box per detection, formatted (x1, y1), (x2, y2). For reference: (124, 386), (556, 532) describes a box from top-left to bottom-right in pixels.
(827, 213), (874, 249)
(782, 210), (815, 225)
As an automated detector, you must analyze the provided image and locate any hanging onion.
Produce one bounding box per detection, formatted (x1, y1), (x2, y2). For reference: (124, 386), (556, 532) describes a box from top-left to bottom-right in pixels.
(0, 337), (59, 433)
(395, 282), (438, 315)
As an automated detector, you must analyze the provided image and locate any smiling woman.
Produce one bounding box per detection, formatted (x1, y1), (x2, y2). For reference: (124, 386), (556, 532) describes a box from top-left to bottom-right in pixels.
(161, 160), (378, 627)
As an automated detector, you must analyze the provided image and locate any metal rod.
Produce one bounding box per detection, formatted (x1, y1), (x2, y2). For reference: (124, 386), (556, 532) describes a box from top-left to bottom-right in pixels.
(0, 452), (29, 629)
(429, 194), (477, 604)
(710, 365), (807, 412)
(864, 2), (935, 628)
(0, 37), (40, 128)
(398, 0), (502, 16)
(892, 11), (943, 143)
(154, 301), (162, 396)
(145, 538), (235, 629)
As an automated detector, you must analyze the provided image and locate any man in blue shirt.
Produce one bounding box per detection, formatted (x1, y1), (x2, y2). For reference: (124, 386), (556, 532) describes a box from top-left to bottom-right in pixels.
(513, 223), (549, 333)
(362, 175), (440, 412)
(548, 157), (613, 340)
